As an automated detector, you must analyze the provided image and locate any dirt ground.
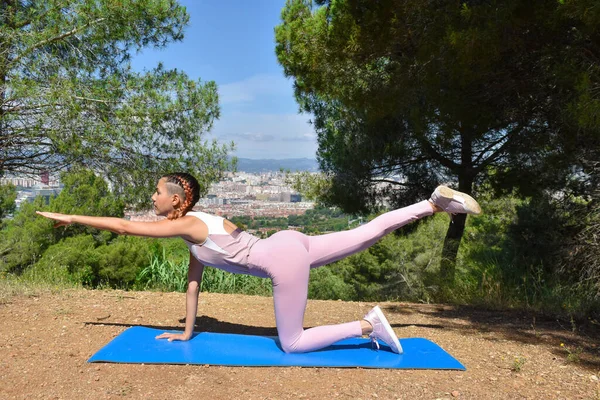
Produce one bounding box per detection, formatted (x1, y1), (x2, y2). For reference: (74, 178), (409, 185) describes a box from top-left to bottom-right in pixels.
(0, 289), (599, 400)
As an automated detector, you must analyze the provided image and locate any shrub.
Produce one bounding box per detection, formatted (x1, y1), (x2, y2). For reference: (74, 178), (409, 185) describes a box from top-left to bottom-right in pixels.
(96, 236), (153, 286)
(31, 235), (99, 286)
(0, 198), (55, 273)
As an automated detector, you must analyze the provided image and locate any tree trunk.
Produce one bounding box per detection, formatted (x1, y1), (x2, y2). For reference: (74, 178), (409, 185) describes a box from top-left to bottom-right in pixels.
(439, 132), (474, 289)
(0, 0), (14, 176)
(439, 213), (467, 286)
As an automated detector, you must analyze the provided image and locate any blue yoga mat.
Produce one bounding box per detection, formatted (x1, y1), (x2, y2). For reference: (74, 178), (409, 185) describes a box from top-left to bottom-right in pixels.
(88, 326), (465, 369)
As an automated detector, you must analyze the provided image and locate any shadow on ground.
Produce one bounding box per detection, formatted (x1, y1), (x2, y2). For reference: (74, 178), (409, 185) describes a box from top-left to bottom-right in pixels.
(384, 303), (600, 371)
(84, 303), (600, 371)
(85, 315), (279, 336)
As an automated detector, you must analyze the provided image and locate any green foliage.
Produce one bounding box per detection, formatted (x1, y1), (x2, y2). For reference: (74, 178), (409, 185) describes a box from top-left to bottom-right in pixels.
(308, 267), (355, 300)
(568, 202), (600, 300)
(49, 169), (125, 240)
(308, 214), (448, 302)
(137, 247), (188, 292)
(561, 342), (584, 363)
(150, 237), (190, 264)
(1, 169), (146, 283)
(1, 164), (595, 320)
(0, 169), (125, 274)
(230, 206), (352, 235)
(512, 356), (526, 373)
(1, 0), (233, 207)
(304, 194), (596, 319)
(450, 194), (599, 318)
(337, 251), (384, 301)
(295, 206), (349, 233)
(137, 249), (272, 296)
(201, 267), (272, 297)
(30, 234), (152, 287)
(0, 197), (54, 273)
(96, 236), (153, 285)
(450, 196), (523, 306)
(1, 187), (597, 320)
(32, 235), (100, 286)
(275, 0), (572, 205)
(52, 169), (124, 217)
(285, 171), (332, 203)
(1, 263), (80, 302)
(0, 183), (17, 220)
(275, 0), (600, 285)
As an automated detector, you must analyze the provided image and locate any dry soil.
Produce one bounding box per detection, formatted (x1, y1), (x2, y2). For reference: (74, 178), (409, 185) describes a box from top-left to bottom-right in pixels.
(1, 290), (599, 399)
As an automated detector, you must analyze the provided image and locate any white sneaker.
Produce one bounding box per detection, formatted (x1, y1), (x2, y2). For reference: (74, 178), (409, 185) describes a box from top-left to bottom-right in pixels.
(363, 306), (403, 354)
(430, 186), (482, 215)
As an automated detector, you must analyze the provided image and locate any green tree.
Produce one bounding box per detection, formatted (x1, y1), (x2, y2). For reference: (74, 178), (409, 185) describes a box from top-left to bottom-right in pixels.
(0, 197), (53, 273)
(275, 0), (590, 286)
(548, 1), (600, 310)
(96, 236), (153, 285)
(0, 0), (233, 206)
(49, 168), (124, 241)
(32, 234), (100, 285)
(0, 182), (16, 220)
(0, 168), (123, 273)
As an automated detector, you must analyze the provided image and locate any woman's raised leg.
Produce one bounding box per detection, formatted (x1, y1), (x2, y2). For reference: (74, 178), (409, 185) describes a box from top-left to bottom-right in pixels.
(307, 200), (434, 268)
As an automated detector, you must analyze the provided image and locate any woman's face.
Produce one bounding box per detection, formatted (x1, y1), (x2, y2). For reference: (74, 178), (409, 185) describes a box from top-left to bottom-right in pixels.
(151, 178), (175, 216)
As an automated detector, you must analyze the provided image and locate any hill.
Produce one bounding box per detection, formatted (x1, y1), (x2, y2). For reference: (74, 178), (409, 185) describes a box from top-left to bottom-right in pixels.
(234, 157), (319, 173)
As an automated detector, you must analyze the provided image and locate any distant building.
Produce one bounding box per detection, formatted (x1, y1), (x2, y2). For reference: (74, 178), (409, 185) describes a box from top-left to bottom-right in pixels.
(40, 171), (50, 185)
(1, 172), (60, 188)
(279, 192), (291, 202)
(23, 186), (63, 205)
(200, 196), (228, 206)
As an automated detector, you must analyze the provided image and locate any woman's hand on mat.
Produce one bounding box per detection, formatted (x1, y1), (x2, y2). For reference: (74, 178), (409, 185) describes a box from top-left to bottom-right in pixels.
(155, 332), (191, 342)
(36, 211), (73, 228)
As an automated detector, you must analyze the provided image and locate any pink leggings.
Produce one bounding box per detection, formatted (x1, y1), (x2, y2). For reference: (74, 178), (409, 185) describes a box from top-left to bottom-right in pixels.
(246, 200), (433, 353)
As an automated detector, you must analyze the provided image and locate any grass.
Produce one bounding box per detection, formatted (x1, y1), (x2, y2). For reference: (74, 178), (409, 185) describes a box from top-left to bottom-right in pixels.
(561, 343), (583, 363)
(0, 270), (79, 305)
(201, 268), (272, 296)
(512, 356), (526, 372)
(1, 250), (273, 304)
(136, 250), (189, 292)
(136, 252), (272, 296)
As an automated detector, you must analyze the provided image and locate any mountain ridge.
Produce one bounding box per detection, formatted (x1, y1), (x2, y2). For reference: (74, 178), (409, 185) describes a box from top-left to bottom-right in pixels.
(232, 157), (319, 173)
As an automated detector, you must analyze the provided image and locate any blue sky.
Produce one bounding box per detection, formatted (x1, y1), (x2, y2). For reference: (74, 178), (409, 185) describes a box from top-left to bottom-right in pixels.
(131, 1), (318, 160)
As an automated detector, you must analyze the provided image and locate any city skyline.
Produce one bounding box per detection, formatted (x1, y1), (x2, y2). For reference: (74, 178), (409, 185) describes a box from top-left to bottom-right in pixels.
(4, 169), (316, 219)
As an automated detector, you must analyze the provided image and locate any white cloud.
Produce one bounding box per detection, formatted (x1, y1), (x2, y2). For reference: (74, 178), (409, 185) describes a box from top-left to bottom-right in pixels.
(219, 74), (294, 105)
(236, 132), (275, 142)
(282, 132), (317, 142)
(209, 74), (318, 159)
(209, 111), (318, 159)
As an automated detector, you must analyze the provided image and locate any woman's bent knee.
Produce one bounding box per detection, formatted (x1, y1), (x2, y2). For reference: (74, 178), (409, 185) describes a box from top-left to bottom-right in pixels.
(280, 338), (304, 354)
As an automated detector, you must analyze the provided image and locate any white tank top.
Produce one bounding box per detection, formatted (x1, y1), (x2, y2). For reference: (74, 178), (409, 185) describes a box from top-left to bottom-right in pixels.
(183, 211), (265, 277)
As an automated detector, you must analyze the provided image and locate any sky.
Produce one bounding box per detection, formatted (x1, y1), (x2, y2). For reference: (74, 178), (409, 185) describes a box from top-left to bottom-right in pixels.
(130, 1), (318, 160)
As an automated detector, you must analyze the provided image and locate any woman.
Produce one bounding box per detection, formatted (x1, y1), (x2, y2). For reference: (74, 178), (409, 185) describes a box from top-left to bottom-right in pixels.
(37, 172), (481, 354)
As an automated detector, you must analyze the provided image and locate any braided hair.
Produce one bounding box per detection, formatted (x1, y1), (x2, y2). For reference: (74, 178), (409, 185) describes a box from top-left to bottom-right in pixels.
(162, 173), (201, 220)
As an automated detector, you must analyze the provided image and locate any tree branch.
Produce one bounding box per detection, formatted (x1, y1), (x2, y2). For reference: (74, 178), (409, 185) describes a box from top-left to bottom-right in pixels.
(369, 178), (410, 187)
(13, 0), (71, 30)
(416, 134), (460, 171)
(472, 131), (512, 166)
(10, 17), (107, 68)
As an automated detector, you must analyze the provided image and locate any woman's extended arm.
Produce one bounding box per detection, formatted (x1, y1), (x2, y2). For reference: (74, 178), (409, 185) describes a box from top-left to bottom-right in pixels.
(156, 252), (205, 341)
(36, 211), (205, 243)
